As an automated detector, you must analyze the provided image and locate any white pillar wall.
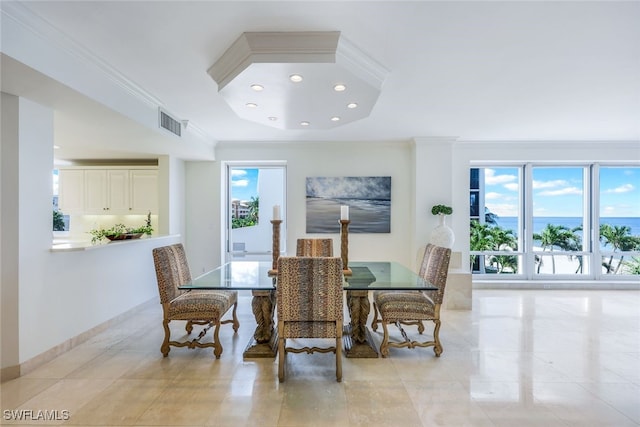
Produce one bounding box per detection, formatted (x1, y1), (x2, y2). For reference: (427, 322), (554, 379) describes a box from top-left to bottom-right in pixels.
(412, 138), (458, 267)
(1, 93), (21, 379)
(0, 94), (54, 379)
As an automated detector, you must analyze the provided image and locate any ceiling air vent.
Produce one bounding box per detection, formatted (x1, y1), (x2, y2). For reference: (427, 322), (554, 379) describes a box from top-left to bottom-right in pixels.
(159, 109), (181, 137)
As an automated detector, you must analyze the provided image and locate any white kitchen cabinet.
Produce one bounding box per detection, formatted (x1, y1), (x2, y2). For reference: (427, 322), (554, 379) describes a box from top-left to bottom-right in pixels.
(84, 169), (130, 214)
(129, 170), (158, 214)
(58, 167), (157, 215)
(107, 170), (130, 213)
(58, 169), (85, 214)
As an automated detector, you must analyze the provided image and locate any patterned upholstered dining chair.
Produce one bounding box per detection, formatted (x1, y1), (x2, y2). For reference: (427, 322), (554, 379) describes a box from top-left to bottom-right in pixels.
(296, 238), (333, 257)
(371, 244), (451, 358)
(152, 243), (239, 358)
(276, 256), (344, 382)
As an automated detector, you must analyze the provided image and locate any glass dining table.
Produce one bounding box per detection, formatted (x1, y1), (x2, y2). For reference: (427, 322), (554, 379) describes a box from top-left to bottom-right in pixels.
(179, 260), (436, 358)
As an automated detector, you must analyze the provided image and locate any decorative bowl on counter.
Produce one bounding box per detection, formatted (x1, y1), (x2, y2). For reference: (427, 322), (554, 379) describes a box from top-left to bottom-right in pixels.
(105, 233), (143, 241)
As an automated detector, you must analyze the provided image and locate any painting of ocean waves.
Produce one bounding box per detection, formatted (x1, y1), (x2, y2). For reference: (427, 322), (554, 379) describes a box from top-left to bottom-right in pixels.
(306, 177), (391, 233)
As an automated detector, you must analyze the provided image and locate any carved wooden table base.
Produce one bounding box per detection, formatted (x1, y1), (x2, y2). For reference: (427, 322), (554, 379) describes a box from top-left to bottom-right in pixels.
(243, 289), (379, 358)
(343, 290), (378, 358)
(243, 289), (278, 358)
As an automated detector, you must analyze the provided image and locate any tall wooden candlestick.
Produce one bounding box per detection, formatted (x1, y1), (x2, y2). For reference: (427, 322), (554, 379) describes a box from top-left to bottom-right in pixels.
(340, 219), (352, 275)
(269, 219), (282, 276)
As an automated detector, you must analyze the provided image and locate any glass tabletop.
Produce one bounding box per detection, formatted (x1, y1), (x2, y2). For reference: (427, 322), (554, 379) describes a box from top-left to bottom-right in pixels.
(180, 260), (436, 291)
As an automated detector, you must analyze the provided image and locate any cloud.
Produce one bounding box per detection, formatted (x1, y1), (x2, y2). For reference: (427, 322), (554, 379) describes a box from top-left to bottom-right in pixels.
(306, 177), (391, 200)
(231, 169), (247, 177)
(485, 192), (503, 200)
(486, 203), (519, 217)
(532, 179), (568, 189)
(537, 187), (582, 196)
(504, 183), (519, 191)
(485, 169), (517, 185)
(232, 179), (249, 187)
(605, 183), (634, 193)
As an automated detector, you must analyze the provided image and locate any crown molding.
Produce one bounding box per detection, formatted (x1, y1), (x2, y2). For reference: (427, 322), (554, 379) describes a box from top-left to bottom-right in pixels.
(2, 2), (162, 109)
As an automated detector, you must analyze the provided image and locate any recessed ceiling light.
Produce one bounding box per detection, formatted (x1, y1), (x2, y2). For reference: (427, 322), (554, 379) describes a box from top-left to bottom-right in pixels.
(300, 121), (310, 126)
(250, 84), (264, 91)
(53, 145), (61, 149)
(331, 116), (340, 122)
(347, 102), (358, 109)
(268, 116), (278, 121)
(245, 103), (257, 108)
(289, 74), (303, 83)
(333, 84), (346, 92)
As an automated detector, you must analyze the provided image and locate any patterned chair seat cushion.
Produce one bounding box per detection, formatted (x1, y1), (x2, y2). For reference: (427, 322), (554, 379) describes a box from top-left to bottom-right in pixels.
(373, 290), (436, 322)
(167, 290), (237, 320)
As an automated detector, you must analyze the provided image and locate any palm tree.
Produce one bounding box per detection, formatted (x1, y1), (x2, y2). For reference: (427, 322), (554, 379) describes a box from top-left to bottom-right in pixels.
(623, 256), (640, 275)
(560, 225), (583, 274)
(488, 226), (518, 273)
(470, 221), (495, 271)
(600, 224), (633, 274)
(533, 224), (574, 274)
(247, 196), (259, 223)
(484, 207), (499, 225)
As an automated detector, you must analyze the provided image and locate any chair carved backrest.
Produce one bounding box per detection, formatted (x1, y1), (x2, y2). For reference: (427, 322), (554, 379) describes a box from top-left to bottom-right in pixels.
(152, 243), (191, 304)
(277, 256), (343, 324)
(296, 238), (333, 257)
(418, 244), (452, 305)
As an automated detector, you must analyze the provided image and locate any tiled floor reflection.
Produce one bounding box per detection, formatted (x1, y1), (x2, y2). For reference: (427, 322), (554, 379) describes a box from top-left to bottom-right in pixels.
(2, 290), (639, 426)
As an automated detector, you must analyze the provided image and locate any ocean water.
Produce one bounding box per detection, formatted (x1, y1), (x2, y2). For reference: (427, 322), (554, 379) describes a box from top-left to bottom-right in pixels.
(494, 216), (640, 249)
(306, 197), (390, 233)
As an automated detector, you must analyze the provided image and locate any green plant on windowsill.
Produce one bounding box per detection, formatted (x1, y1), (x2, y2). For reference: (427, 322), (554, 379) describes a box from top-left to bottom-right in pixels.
(89, 212), (153, 243)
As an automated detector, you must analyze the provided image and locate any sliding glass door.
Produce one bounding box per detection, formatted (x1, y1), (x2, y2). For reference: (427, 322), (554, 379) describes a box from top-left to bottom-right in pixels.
(225, 163), (286, 262)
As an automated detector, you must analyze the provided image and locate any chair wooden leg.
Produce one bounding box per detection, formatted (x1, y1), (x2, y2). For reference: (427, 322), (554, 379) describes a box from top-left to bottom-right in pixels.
(336, 320), (343, 382)
(231, 301), (240, 332)
(212, 321), (223, 359)
(371, 301), (380, 331)
(278, 322), (285, 382)
(380, 320), (390, 358)
(433, 319), (442, 357)
(161, 319), (171, 357)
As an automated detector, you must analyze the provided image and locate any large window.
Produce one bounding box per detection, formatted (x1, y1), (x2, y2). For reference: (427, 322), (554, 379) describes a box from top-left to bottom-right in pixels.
(470, 167), (522, 274)
(599, 166), (640, 276)
(531, 166), (589, 276)
(470, 164), (639, 280)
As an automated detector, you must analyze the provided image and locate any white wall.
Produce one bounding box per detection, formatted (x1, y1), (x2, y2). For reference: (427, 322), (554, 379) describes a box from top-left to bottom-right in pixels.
(186, 139), (640, 277)
(184, 161), (220, 275)
(1, 93), (21, 378)
(185, 141), (419, 272)
(0, 93), (183, 376)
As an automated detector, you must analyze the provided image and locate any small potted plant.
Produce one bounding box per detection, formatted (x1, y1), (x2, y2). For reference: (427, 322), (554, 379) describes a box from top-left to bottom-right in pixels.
(430, 204), (454, 248)
(431, 204), (453, 216)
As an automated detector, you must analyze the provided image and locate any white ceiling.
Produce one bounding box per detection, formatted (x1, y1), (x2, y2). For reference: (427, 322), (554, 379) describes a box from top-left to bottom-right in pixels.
(2, 1), (639, 160)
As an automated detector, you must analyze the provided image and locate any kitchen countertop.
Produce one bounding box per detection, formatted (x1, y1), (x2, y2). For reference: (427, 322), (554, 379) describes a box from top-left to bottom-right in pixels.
(51, 234), (180, 252)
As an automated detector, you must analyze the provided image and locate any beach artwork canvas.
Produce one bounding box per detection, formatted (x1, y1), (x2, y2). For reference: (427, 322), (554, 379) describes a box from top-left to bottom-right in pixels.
(306, 176), (391, 233)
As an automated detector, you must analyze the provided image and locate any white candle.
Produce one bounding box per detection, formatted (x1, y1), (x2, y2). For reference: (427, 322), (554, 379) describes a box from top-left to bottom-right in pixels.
(273, 205), (281, 220)
(340, 205), (349, 220)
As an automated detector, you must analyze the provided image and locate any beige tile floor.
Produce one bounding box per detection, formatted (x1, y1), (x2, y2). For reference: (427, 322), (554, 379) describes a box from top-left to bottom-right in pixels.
(2, 289), (639, 427)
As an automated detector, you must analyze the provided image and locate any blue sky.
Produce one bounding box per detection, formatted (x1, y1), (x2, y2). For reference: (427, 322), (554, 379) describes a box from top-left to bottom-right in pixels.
(230, 168), (258, 201)
(484, 166), (639, 217)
